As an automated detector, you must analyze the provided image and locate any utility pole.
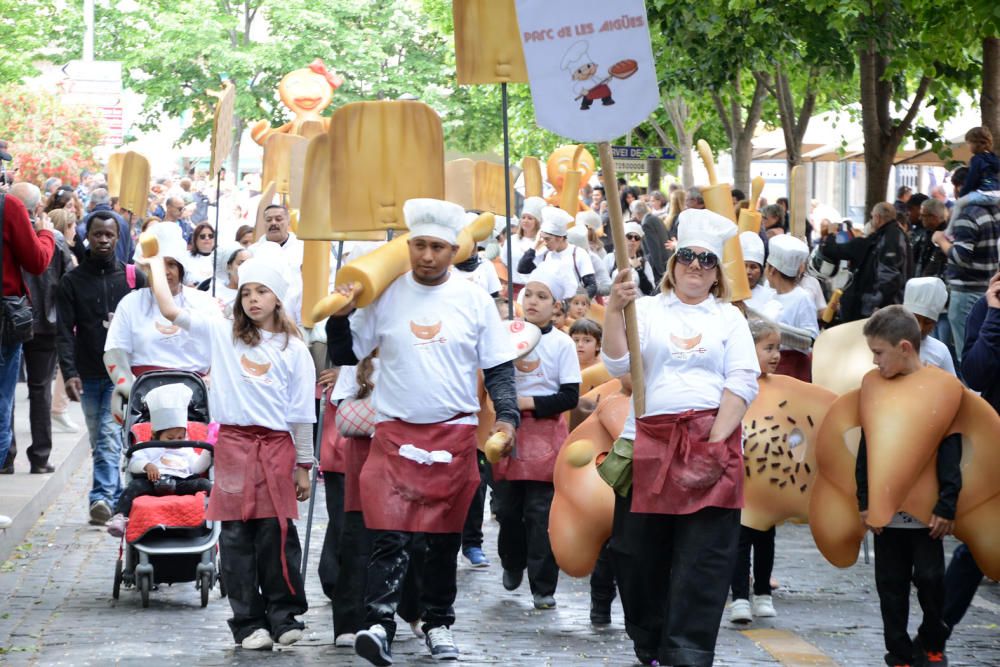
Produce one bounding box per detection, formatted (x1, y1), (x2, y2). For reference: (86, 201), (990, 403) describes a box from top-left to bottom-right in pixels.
(83, 0), (95, 61)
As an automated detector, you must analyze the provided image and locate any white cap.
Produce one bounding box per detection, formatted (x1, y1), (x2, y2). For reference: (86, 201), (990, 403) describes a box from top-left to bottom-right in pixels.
(214, 242), (246, 283)
(521, 196), (546, 221)
(145, 383), (193, 434)
(403, 198), (466, 245)
(134, 221), (191, 275)
(540, 206), (573, 236)
(560, 41), (591, 72)
(766, 234), (809, 278)
(239, 241), (291, 303)
(740, 231), (765, 266)
(577, 209), (602, 231)
(904, 277), (948, 320)
(567, 224), (589, 251)
(624, 221), (644, 238)
(676, 209), (737, 258)
(526, 261), (577, 302)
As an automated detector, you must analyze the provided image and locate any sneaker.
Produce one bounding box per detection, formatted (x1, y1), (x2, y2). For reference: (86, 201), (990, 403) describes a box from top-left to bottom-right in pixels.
(752, 595), (777, 618)
(921, 650), (948, 666)
(89, 500), (112, 526)
(52, 413), (79, 432)
(277, 628), (303, 646)
(425, 626), (459, 661)
(355, 624), (392, 666)
(107, 513), (127, 538)
(409, 619), (425, 640)
(729, 599), (752, 624)
(590, 600), (612, 625)
(502, 568), (523, 591)
(533, 594), (556, 610)
(241, 628), (273, 650)
(462, 546), (489, 568)
(334, 633), (356, 647)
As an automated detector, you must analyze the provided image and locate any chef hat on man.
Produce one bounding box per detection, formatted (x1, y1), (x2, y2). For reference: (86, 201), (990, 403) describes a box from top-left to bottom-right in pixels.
(577, 209), (604, 237)
(904, 276), (949, 320)
(675, 209), (737, 258)
(540, 206), (573, 237)
(560, 41), (592, 72)
(145, 383), (193, 434)
(766, 235), (810, 278)
(134, 221), (191, 276)
(526, 260), (577, 302)
(740, 231), (765, 266)
(521, 196), (547, 221)
(404, 198), (467, 246)
(567, 224), (589, 251)
(239, 241), (291, 303)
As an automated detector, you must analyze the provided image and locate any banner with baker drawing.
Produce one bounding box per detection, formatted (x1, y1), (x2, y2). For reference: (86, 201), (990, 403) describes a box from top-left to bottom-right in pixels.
(514, 0), (659, 143)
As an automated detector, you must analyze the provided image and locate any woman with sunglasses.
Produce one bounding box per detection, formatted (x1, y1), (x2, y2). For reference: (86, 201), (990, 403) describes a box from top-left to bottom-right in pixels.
(601, 209), (760, 667)
(185, 222), (217, 288)
(604, 221), (655, 295)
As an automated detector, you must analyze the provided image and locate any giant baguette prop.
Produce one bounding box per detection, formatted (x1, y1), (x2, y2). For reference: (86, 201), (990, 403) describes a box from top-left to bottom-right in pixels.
(253, 181), (278, 241)
(453, 0), (528, 85)
(522, 156), (543, 198)
(474, 160), (516, 215)
(737, 175), (766, 234)
(821, 288), (843, 324)
(311, 211), (496, 321)
(789, 164), (808, 239)
(696, 140), (750, 301)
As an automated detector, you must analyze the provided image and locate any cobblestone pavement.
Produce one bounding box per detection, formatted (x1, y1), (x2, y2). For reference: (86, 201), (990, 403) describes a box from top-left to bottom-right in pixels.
(0, 461), (998, 666)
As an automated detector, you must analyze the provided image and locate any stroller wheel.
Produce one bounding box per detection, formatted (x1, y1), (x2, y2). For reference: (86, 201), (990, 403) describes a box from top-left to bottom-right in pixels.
(139, 573), (151, 608)
(113, 559), (123, 600)
(200, 572), (211, 608)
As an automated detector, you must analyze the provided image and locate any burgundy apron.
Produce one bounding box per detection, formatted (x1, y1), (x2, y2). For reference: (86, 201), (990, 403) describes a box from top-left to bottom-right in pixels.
(632, 409), (743, 515)
(318, 398), (346, 473)
(492, 412), (568, 483)
(360, 420), (479, 533)
(775, 350), (812, 383)
(208, 425), (299, 592)
(343, 436), (372, 513)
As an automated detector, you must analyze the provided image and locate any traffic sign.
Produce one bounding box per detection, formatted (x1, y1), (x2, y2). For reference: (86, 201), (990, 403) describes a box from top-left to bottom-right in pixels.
(610, 145), (675, 173)
(60, 60), (125, 147)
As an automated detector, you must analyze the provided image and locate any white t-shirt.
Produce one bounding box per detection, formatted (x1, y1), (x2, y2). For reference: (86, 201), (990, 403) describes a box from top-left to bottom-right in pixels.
(330, 359), (381, 402)
(602, 292), (760, 439)
(105, 288), (220, 373)
(744, 283), (776, 315)
(920, 335), (956, 376)
(180, 310), (316, 431)
(184, 253), (215, 287)
(503, 234), (536, 285)
(798, 274), (827, 312)
(454, 256), (501, 296)
(771, 287), (821, 342)
(349, 272), (516, 424)
(131, 447), (206, 478)
(214, 283), (238, 311)
(515, 327), (581, 397)
(539, 245), (595, 282)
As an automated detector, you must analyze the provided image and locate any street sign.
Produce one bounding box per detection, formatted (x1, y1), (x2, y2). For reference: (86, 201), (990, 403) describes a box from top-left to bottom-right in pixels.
(59, 60), (125, 148)
(610, 145), (675, 173)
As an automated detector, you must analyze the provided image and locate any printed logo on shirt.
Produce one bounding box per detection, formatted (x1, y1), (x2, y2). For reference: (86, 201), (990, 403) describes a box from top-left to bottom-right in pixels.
(409, 319), (447, 347)
(239, 353), (274, 385)
(668, 326), (707, 359)
(154, 319), (181, 337)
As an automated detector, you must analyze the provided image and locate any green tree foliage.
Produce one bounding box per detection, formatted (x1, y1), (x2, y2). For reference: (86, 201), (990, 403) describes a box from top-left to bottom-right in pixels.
(0, 0), (79, 85)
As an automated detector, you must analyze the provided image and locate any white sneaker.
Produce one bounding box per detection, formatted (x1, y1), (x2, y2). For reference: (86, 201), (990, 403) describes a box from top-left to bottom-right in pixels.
(752, 595), (777, 618)
(409, 619), (425, 640)
(241, 628), (273, 650)
(334, 633), (356, 647)
(425, 626), (459, 661)
(0, 515), (11, 529)
(52, 413), (79, 432)
(355, 624), (392, 666)
(277, 628), (303, 645)
(729, 598), (752, 624)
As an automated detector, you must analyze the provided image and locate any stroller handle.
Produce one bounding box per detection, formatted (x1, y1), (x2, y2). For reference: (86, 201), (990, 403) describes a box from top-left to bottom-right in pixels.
(126, 441), (215, 459)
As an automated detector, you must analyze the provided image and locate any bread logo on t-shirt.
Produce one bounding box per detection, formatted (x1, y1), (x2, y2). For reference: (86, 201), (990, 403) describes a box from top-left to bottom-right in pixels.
(154, 320), (181, 336)
(240, 354), (272, 377)
(409, 320), (442, 340)
(669, 333), (702, 350)
(514, 356), (541, 373)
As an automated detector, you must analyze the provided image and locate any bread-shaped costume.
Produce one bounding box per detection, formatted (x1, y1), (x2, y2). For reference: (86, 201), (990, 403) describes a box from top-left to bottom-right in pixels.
(549, 389), (630, 577)
(545, 145), (595, 214)
(811, 318), (875, 396)
(741, 374), (837, 531)
(250, 59), (343, 144)
(809, 366), (1000, 579)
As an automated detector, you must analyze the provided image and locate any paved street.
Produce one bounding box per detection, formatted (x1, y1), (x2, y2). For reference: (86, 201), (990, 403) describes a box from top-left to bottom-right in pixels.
(1, 458), (998, 666)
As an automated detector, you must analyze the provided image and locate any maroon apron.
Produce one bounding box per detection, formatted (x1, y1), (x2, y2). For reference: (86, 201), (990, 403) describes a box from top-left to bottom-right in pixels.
(207, 425), (299, 592)
(775, 350), (812, 383)
(632, 409), (743, 515)
(360, 420), (479, 533)
(318, 397), (346, 473)
(492, 412), (568, 483)
(343, 436), (372, 513)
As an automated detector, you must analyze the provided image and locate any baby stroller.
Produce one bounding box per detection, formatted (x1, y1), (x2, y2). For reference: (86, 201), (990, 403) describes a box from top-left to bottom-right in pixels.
(111, 370), (222, 608)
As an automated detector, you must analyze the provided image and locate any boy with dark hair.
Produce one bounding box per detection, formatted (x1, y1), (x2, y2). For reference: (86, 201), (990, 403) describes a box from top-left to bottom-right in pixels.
(858, 305), (961, 667)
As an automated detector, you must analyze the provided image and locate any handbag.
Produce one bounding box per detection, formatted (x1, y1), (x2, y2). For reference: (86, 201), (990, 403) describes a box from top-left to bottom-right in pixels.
(0, 194), (35, 346)
(597, 437), (634, 497)
(335, 396), (376, 438)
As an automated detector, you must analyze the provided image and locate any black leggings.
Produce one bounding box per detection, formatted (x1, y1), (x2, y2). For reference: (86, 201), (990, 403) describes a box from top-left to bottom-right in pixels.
(730, 525), (776, 600)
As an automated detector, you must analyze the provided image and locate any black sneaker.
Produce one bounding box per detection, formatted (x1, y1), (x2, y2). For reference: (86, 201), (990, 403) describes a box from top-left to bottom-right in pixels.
(590, 599), (612, 625)
(355, 624), (392, 666)
(425, 626), (459, 661)
(502, 568), (523, 591)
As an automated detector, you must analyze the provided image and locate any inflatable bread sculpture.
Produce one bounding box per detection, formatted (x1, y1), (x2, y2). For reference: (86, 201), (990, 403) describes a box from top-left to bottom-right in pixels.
(811, 318), (875, 396)
(250, 59), (343, 145)
(522, 156), (544, 198)
(809, 366), (1000, 579)
(107, 151), (151, 219)
(445, 159), (476, 210)
(696, 140), (750, 301)
(549, 390), (630, 577)
(545, 145), (595, 214)
(453, 0), (528, 85)
(741, 374), (837, 531)
(261, 133), (307, 197)
(287, 138), (310, 210)
(579, 362), (611, 396)
(209, 81), (236, 177)
(474, 161), (516, 215)
(737, 176), (765, 234)
(568, 376), (622, 431)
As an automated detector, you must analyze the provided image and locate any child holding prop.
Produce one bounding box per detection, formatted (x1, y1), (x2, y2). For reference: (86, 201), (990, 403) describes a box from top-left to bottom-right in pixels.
(138, 241), (315, 651)
(495, 262), (582, 610)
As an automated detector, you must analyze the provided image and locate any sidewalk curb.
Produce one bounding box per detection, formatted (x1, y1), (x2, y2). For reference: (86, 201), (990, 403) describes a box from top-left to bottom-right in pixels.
(0, 432), (89, 564)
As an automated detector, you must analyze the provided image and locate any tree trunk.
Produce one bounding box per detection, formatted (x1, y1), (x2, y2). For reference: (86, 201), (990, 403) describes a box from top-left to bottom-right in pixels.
(647, 158), (662, 192)
(711, 74), (768, 194)
(767, 65), (815, 197)
(983, 36), (1000, 143)
(229, 116), (244, 181)
(650, 97), (700, 188)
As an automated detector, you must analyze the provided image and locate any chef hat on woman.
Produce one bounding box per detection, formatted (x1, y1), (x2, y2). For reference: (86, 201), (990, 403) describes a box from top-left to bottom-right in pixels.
(576, 209), (604, 236)
(404, 198), (467, 245)
(740, 231), (765, 266)
(675, 209), (737, 257)
(521, 196), (547, 221)
(766, 234), (810, 278)
(239, 241), (291, 303)
(214, 242), (246, 284)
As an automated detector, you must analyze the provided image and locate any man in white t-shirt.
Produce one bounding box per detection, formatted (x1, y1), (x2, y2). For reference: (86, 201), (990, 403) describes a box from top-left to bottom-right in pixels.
(516, 206), (597, 298)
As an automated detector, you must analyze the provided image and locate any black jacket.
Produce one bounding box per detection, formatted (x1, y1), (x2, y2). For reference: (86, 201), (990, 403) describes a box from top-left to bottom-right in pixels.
(23, 231), (75, 336)
(56, 252), (146, 380)
(961, 296), (1000, 416)
(821, 222), (909, 322)
(640, 213), (671, 286)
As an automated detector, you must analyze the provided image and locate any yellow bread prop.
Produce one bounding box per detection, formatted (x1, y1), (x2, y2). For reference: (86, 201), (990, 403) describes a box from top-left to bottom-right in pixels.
(300, 240), (330, 328)
(546, 145), (595, 213)
(138, 232), (159, 259)
(107, 151), (151, 219)
(209, 81), (236, 176)
(741, 375), (837, 531)
(821, 288), (843, 324)
(328, 100), (444, 232)
(474, 161), (515, 215)
(522, 156), (543, 198)
(695, 140), (750, 301)
(453, 0), (528, 85)
(737, 174), (764, 235)
(586, 301), (606, 325)
(287, 138), (310, 210)
(560, 168), (582, 214)
(253, 181), (278, 242)
(445, 159), (475, 210)
(484, 431), (511, 465)
(297, 134), (332, 240)
(789, 165), (808, 239)
(579, 363), (611, 396)
(262, 133), (307, 196)
(811, 318), (875, 396)
(106, 152), (125, 198)
(297, 119), (326, 140)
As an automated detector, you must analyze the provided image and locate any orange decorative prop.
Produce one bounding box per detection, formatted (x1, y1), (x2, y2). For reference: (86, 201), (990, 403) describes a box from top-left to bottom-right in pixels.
(250, 59), (343, 145)
(545, 145), (595, 214)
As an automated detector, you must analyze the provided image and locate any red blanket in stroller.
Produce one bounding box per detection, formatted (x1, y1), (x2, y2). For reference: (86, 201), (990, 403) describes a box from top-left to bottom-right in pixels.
(126, 492), (208, 543)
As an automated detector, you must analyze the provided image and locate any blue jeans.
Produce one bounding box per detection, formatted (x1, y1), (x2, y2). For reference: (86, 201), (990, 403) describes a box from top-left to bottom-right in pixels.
(0, 343), (23, 466)
(948, 289), (982, 363)
(80, 377), (123, 505)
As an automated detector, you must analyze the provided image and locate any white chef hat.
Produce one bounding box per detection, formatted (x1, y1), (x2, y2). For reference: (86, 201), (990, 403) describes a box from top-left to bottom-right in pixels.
(624, 221), (644, 238)
(676, 209), (737, 258)
(521, 196), (547, 221)
(214, 242), (246, 284)
(766, 234), (810, 278)
(134, 221), (191, 275)
(145, 383), (193, 434)
(239, 241), (291, 303)
(904, 276), (948, 320)
(540, 206), (573, 237)
(577, 209), (603, 236)
(403, 198), (466, 245)
(567, 224), (588, 251)
(526, 260), (577, 302)
(740, 231), (765, 266)
(560, 41), (591, 72)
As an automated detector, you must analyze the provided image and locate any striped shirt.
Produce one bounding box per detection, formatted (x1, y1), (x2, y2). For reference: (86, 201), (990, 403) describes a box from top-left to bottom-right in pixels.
(946, 204), (1000, 292)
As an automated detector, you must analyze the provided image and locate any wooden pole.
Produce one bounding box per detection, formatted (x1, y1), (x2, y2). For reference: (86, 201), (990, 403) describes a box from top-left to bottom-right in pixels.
(502, 82), (515, 319)
(597, 141), (645, 416)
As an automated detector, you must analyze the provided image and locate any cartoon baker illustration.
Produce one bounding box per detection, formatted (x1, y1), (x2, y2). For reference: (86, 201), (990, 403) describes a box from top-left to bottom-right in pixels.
(562, 41), (640, 111)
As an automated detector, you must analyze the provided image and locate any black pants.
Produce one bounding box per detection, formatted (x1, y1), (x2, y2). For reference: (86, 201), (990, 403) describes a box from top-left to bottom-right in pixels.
(943, 543), (984, 633)
(874, 527), (948, 665)
(590, 541), (616, 606)
(365, 529), (459, 644)
(730, 526), (776, 600)
(610, 492), (739, 667)
(461, 451), (492, 550)
(318, 472), (345, 599)
(220, 518), (308, 643)
(5, 333), (58, 468)
(114, 475), (212, 515)
(492, 479), (559, 597)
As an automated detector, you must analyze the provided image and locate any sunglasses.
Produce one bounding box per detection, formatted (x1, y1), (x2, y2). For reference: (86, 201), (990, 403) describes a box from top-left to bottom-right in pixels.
(626, 234), (642, 241)
(198, 233), (215, 240)
(675, 247), (719, 270)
